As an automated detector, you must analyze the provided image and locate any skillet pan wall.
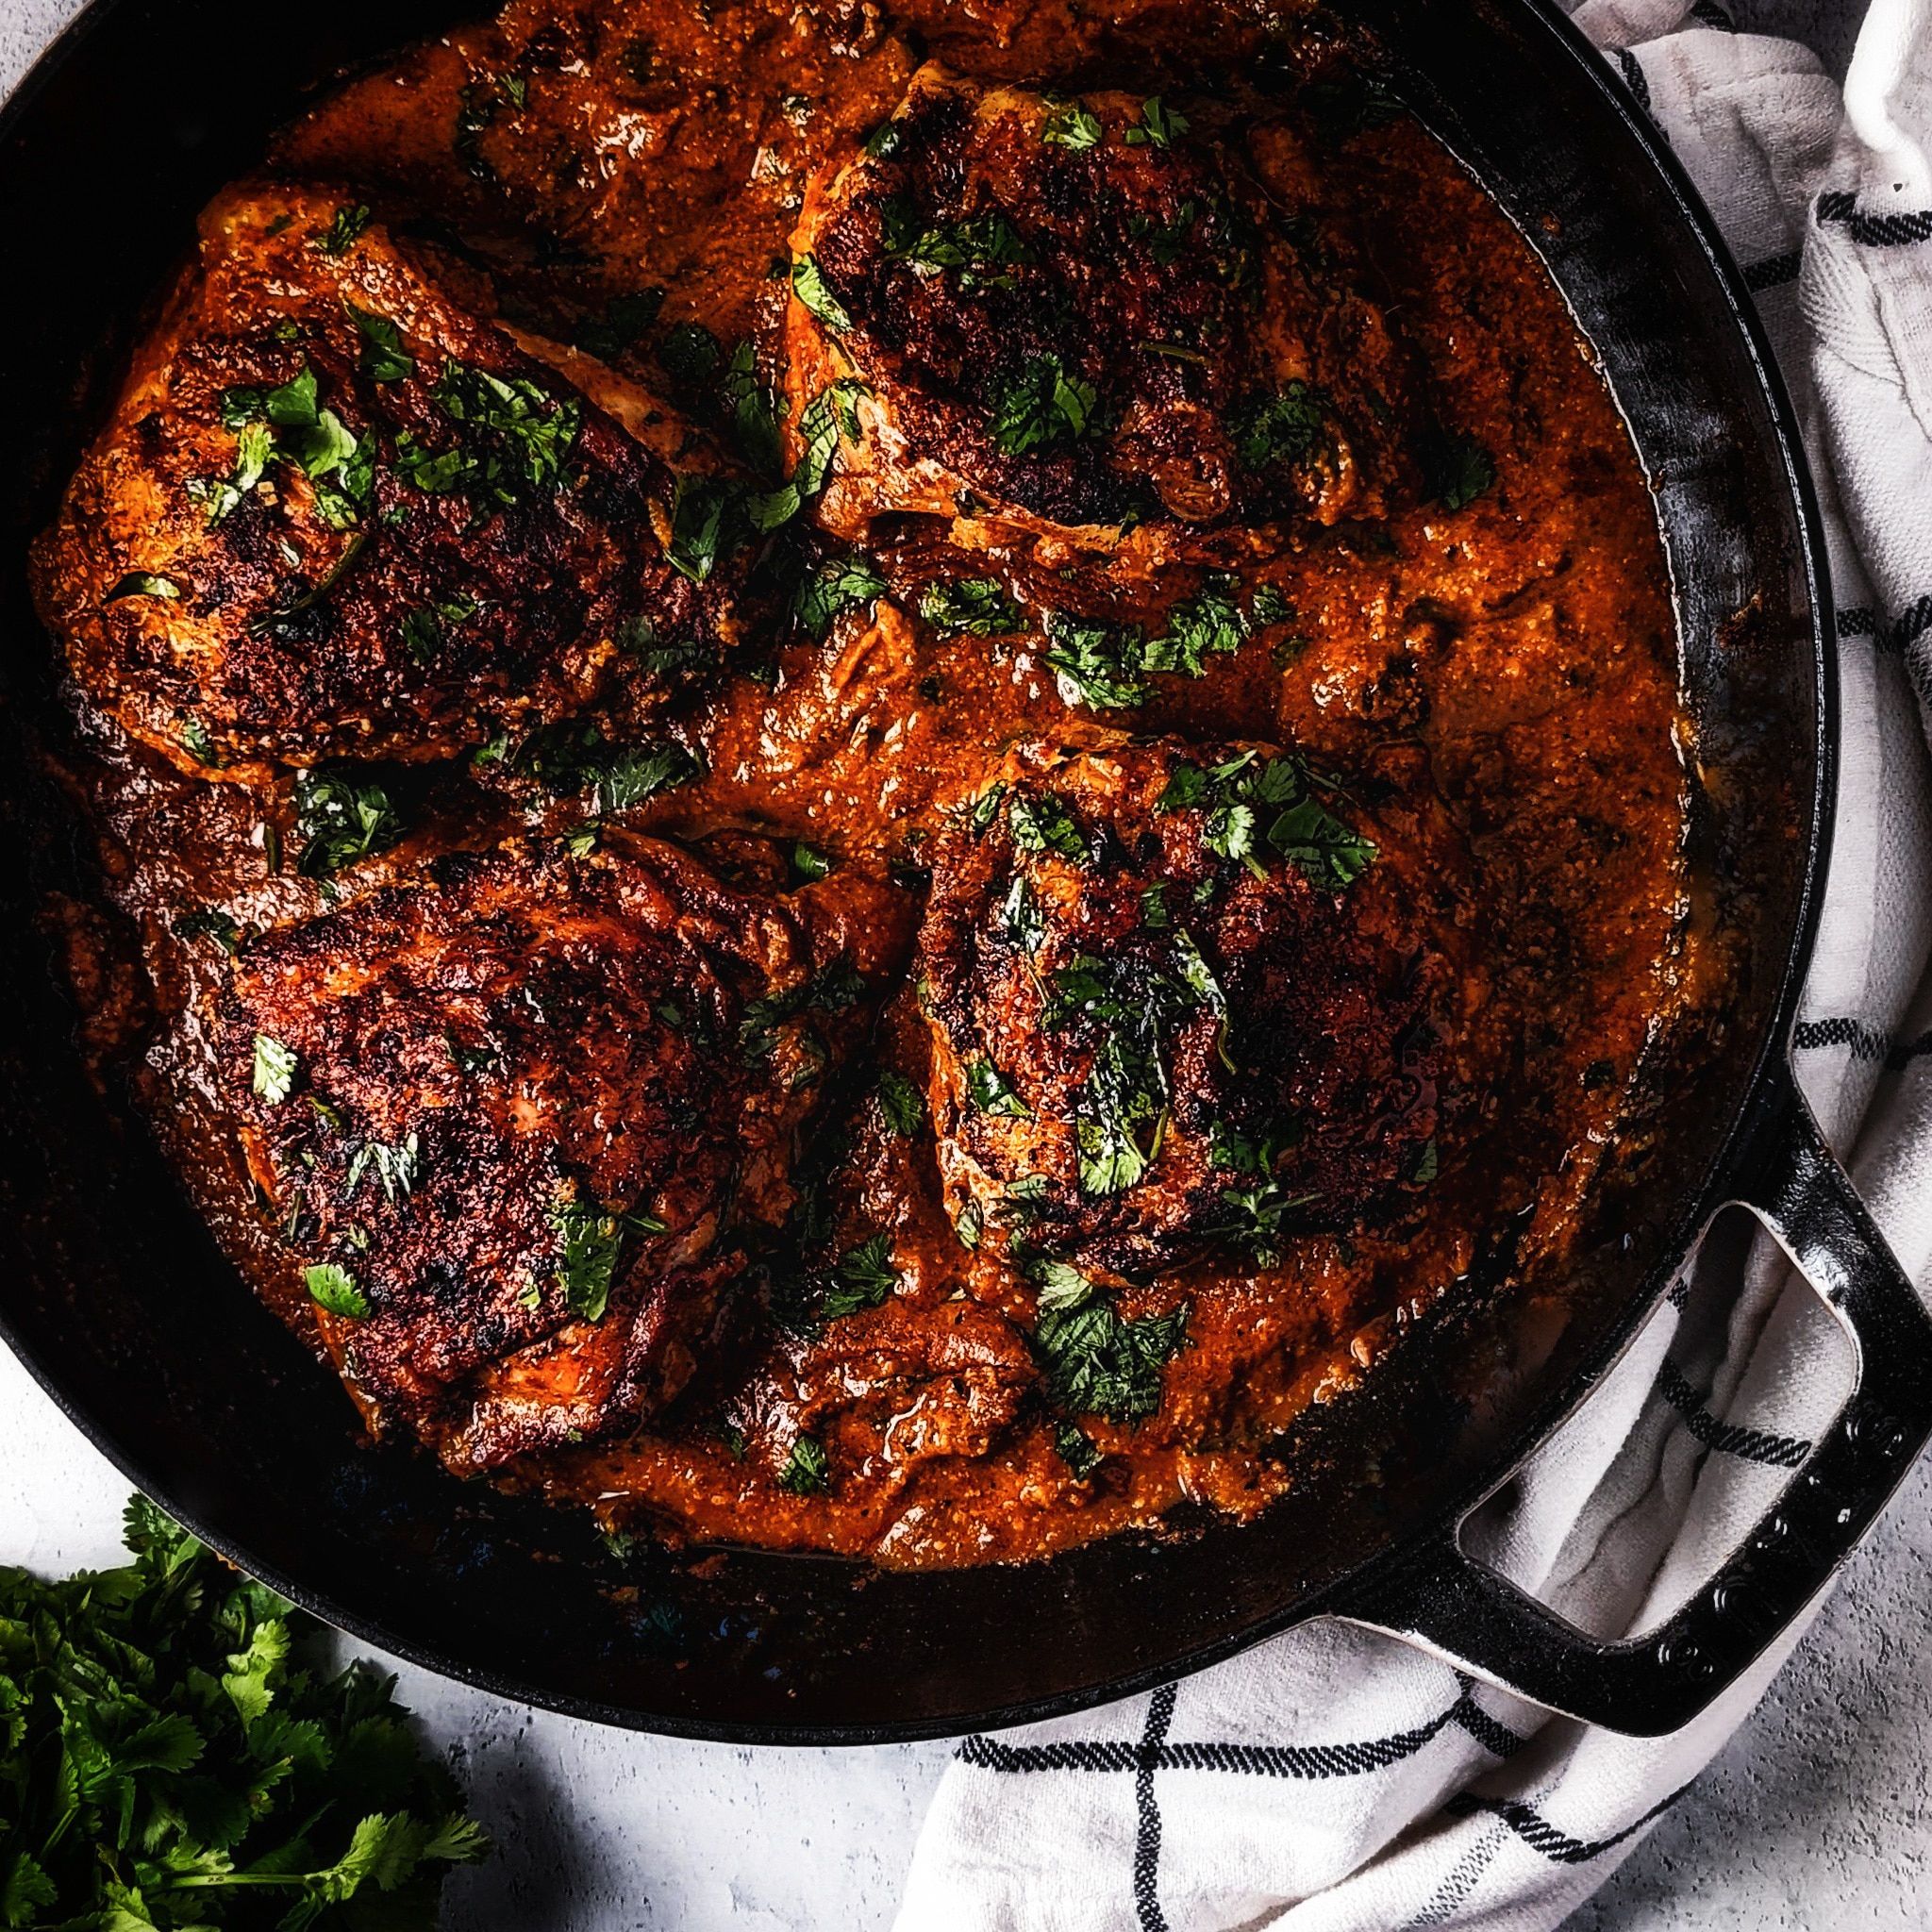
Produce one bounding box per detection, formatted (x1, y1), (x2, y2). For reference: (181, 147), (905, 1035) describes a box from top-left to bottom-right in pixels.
(0, 0), (1908, 1742)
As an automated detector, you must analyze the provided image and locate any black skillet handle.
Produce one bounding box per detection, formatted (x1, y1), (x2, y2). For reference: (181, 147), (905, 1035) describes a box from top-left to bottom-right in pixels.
(1333, 1062), (1932, 1737)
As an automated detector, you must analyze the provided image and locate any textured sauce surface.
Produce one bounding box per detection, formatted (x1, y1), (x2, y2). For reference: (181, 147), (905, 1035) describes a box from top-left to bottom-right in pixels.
(39, 0), (1689, 1570)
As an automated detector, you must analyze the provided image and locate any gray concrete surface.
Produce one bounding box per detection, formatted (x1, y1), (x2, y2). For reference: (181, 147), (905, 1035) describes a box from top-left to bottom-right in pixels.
(5, 0), (1925, 1924)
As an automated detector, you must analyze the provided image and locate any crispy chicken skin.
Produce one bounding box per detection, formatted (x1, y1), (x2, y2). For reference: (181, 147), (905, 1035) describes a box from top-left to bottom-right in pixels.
(30, 182), (725, 783)
(917, 741), (1442, 1275)
(786, 66), (1424, 550)
(223, 833), (913, 1470)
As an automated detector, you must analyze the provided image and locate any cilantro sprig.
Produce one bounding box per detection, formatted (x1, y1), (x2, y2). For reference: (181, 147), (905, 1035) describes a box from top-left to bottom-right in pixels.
(1030, 1264), (1190, 1422)
(1158, 748), (1377, 891)
(0, 1496), (488, 1930)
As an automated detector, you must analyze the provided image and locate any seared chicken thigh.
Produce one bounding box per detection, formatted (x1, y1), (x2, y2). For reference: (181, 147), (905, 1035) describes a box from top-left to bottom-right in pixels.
(786, 67), (1424, 549)
(31, 182), (728, 782)
(918, 741), (1442, 1274)
(225, 833), (911, 1470)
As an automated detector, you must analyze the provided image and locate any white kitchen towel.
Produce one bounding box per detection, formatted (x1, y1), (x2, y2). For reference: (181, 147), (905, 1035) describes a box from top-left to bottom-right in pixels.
(896, 3), (1932, 1927)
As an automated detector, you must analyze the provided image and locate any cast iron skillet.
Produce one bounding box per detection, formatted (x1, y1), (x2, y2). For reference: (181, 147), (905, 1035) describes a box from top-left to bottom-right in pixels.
(1, 0), (1927, 1744)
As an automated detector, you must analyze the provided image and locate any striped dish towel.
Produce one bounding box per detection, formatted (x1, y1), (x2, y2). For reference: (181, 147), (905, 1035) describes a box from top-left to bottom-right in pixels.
(895, 2), (1932, 1925)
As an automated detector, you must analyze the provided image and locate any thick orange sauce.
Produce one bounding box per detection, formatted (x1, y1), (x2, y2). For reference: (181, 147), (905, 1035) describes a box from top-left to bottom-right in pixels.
(51, 0), (1688, 1570)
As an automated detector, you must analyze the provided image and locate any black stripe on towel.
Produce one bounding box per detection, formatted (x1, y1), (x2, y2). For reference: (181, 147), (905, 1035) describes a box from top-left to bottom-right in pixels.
(1742, 250), (1802, 291)
(1793, 1016), (1892, 1063)
(1817, 191), (1932, 247)
(1657, 1359), (1812, 1470)
(1444, 1784), (1690, 1864)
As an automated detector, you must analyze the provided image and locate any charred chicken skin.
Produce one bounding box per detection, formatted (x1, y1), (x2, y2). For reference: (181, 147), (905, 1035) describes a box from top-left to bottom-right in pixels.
(224, 833), (911, 1471)
(786, 66), (1424, 549)
(30, 182), (728, 782)
(917, 741), (1442, 1276)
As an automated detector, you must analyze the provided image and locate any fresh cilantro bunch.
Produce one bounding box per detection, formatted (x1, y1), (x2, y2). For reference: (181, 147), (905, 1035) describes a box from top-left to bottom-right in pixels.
(0, 1498), (487, 1930)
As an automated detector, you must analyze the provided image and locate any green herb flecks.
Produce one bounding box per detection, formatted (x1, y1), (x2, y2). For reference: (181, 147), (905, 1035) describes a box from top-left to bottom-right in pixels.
(314, 201), (373, 256)
(1160, 748), (1377, 891)
(793, 555), (887, 639)
(179, 715), (223, 768)
(777, 1434), (832, 1494)
(305, 1261), (371, 1320)
(1209, 1117), (1317, 1265)
(966, 1058), (1031, 1119)
(988, 352), (1101, 457)
(1043, 608), (1147, 710)
(574, 287), (666, 360)
(1031, 1265), (1191, 1422)
(1042, 101), (1103, 150)
(792, 378), (871, 496)
(253, 1033), (297, 1105)
(0, 1497), (488, 1930)
(549, 1196), (667, 1323)
(877, 1069), (925, 1137)
(791, 254), (853, 331)
(740, 956), (868, 1064)
(292, 767), (403, 879)
(1054, 1418), (1105, 1476)
(104, 572), (181, 603)
(1007, 790), (1088, 863)
(1124, 97), (1189, 148)
(1000, 874), (1046, 955)
(821, 1232), (901, 1321)
(658, 321), (723, 388)
(346, 301), (415, 383)
(921, 575), (1024, 636)
(1236, 381), (1324, 473)
(397, 359), (582, 507)
(1425, 433), (1496, 510)
(175, 905), (243, 955)
(883, 204), (1035, 294)
(398, 592), (479, 662)
(1143, 575), (1247, 676)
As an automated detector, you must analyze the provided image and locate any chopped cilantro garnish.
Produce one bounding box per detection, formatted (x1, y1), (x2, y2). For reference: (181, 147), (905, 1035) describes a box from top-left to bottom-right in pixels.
(1426, 433), (1496, 509)
(314, 202), (372, 257)
(178, 715), (222, 767)
(791, 254), (853, 331)
(1157, 762), (1209, 812)
(1266, 796), (1378, 890)
(175, 905), (242, 955)
(921, 576), (1024, 636)
(777, 1434), (832, 1493)
(1135, 198), (1199, 266)
(720, 339), (784, 477)
(252, 1033), (297, 1105)
(292, 767), (403, 878)
(1236, 382), (1324, 472)
(1054, 1418), (1105, 1476)
(398, 359), (581, 506)
(1250, 582), (1295, 625)
(575, 288), (666, 359)
(1043, 609), (1147, 710)
(989, 353), (1101, 457)
(346, 301), (414, 383)
(1008, 791), (1087, 862)
(790, 841), (833, 884)
(877, 1069), (925, 1137)
(398, 593), (478, 662)
(304, 1261), (370, 1319)
(966, 1058), (1030, 1119)
(956, 1199), (984, 1250)
(864, 117), (907, 159)
(1035, 1284), (1190, 1422)
(549, 1197), (665, 1323)
(1124, 97), (1189, 148)
(740, 956), (868, 1063)
(970, 782), (1008, 837)
(822, 1232), (900, 1320)
(793, 379), (870, 495)
(883, 204), (1035, 293)
(104, 572), (180, 603)
(1042, 101), (1103, 150)
(1144, 577), (1247, 675)
(793, 555), (887, 638)
(1000, 874), (1046, 954)
(1412, 1138), (1440, 1184)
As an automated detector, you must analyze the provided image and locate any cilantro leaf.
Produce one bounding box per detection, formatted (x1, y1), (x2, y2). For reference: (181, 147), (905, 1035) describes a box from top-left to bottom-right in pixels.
(791, 254), (853, 331)
(1426, 433), (1496, 509)
(1042, 101), (1103, 150)
(104, 572), (181, 603)
(793, 555), (887, 639)
(966, 1058), (1031, 1118)
(1266, 796), (1379, 890)
(253, 1034), (297, 1105)
(1053, 1419), (1105, 1476)
(822, 1232), (900, 1320)
(549, 1197), (665, 1323)
(1157, 762), (1209, 811)
(876, 1070), (925, 1137)
(1143, 578), (1247, 675)
(921, 576), (1023, 636)
(777, 1435), (832, 1493)
(1007, 791), (1087, 862)
(1043, 609), (1147, 710)
(304, 1262), (370, 1319)
(987, 353), (1102, 456)
(346, 302), (415, 383)
(1124, 97), (1189, 148)
(1035, 1291), (1190, 1421)
(658, 321), (723, 387)
(1236, 382), (1324, 472)
(315, 202), (372, 257)
(292, 768), (403, 878)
